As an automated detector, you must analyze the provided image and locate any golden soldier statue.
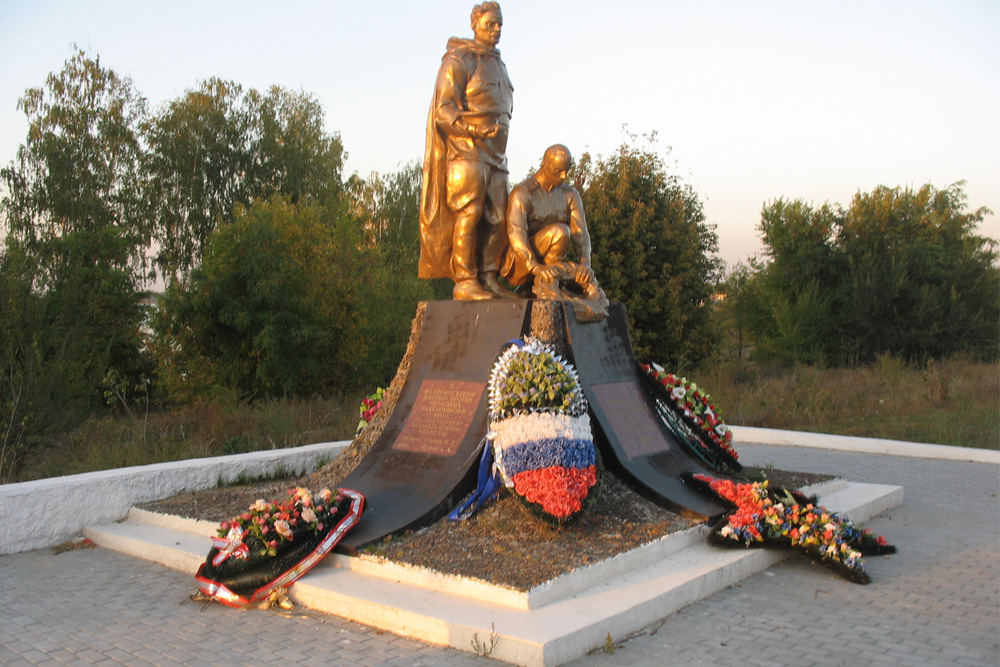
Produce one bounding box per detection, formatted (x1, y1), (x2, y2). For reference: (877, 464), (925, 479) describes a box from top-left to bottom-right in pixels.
(418, 2), (515, 300)
(503, 144), (608, 320)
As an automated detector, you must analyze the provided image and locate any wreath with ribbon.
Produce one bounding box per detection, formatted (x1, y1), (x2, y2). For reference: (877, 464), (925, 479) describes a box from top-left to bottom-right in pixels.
(451, 338), (602, 524)
(641, 363), (741, 473)
(196, 487), (364, 607)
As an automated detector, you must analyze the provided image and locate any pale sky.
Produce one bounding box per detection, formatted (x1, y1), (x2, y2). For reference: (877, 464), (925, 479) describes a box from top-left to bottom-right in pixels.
(1, 0), (997, 269)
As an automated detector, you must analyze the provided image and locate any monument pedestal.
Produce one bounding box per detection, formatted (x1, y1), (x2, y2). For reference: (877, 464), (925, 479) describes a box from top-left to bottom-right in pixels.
(337, 300), (727, 554)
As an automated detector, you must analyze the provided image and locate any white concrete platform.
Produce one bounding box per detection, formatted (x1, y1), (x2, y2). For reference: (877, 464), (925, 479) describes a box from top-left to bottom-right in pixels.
(85, 478), (902, 667)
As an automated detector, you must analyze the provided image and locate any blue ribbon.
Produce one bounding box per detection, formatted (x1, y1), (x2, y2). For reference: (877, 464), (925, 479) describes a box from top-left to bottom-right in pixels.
(448, 439), (502, 521)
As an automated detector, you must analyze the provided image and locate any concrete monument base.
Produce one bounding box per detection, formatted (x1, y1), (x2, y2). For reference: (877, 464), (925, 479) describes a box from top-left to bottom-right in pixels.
(85, 476), (902, 666)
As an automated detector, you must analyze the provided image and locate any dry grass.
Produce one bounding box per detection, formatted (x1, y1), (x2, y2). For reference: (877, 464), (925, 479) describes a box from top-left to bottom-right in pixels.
(698, 356), (999, 449)
(14, 393), (361, 482)
(12, 356), (997, 482)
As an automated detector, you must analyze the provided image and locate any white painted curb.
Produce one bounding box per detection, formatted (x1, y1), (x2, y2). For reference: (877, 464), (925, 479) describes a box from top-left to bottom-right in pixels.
(731, 426), (999, 464)
(0, 441), (349, 556)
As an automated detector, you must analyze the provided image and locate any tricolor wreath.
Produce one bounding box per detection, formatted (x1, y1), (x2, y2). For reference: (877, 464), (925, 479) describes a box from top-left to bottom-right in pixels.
(196, 487), (364, 607)
(686, 474), (895, 584)
(468, 338), (602, 523)
(448, 338), (602, 523)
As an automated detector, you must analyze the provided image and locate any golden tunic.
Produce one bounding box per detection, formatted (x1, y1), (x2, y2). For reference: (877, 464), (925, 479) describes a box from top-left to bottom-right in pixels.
(418, 38), (513, 279)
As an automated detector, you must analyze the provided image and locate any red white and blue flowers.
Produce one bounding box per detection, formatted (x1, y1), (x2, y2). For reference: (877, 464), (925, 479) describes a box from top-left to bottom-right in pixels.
(487, 338), (600, 522)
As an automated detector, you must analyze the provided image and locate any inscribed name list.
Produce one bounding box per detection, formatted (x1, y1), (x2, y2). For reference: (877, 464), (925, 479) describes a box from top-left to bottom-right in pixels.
(393, 380), (485, 456)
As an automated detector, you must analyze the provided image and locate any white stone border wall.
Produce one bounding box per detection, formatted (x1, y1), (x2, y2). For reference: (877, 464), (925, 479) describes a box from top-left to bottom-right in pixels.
(0, 441), (350, 556)
(731, 426), (999, 464)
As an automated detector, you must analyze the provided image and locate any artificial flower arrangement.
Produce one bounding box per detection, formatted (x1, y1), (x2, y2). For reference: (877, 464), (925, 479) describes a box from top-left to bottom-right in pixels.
(641, 362), (741, 472)
(196, 486), (365, 607)
(686, 474), (895, 584)
(355, 387), (386, 436)
(483, 338), (601, 523)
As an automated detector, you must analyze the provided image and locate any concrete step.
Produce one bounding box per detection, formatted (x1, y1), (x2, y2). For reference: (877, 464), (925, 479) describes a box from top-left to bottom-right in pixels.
(85, 479), (901, 667)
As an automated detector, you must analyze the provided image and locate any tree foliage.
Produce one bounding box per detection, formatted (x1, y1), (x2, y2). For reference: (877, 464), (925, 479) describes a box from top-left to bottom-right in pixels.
(723, 182), (998, 365)
(576, 139), (722, 367)
(0, 49), (359, 478)
(346, 163), (437, 383)
(0, 47), (153, 479)
(2, 47), (151, 279)
(256, 86), (344, 207)
(153, 199), (363, 401)
(748, 199), (844, 365)
(144, 80), (345, 280)
(838, 183), (997, 363)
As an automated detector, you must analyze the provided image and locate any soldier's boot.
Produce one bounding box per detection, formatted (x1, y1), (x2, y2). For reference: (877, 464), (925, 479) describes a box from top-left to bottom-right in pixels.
(453, 279), (494, 300)
(452, 216), (494, 300)
(477, 217), (516, 298)
(479, 271), (517, 299)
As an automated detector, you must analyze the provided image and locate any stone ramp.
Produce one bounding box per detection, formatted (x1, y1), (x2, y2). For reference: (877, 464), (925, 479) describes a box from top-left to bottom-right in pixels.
(563, 304), (728, 521)
(337, 300), (529, 554)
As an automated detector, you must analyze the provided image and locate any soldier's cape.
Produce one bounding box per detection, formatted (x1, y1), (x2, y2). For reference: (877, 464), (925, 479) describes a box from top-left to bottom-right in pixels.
(418, 38), (511, 279)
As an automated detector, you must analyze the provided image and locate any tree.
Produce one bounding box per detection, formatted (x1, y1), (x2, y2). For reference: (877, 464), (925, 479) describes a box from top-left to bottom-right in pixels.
(346, 163), (437, 384)
(837, 182), (998, 363)
(152, 198), (364, 401)
(0, 47), (152, 476)
(739, 181), (998, 366)
(144, 81), (345, 280)
(748, 199), (845, 365)
(716, 260), (768, 361)
(2, 46), (150, 280)
(576, 138), (722, 367)
(143, 78), (257, 280)
(255, 86), (345, 208)
(0, 245), (43, 481)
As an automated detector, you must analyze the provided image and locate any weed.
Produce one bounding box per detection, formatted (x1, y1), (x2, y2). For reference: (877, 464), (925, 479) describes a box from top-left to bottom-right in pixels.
(11, 358), (999, 482)
(699, 358), (998, 449)
(221, 435), (250, 456)
(361, 544), (388, 558)
(470, 623), (500, 657)
(740, 462), (775, 483)
(13, 393), (361, 482)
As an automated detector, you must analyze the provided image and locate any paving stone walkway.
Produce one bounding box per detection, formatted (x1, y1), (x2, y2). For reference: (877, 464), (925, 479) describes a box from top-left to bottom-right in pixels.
(2, 443), (997, 666)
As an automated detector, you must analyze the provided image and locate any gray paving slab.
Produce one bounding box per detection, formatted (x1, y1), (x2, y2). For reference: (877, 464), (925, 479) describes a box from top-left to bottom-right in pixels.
(1, 443), (997, 667)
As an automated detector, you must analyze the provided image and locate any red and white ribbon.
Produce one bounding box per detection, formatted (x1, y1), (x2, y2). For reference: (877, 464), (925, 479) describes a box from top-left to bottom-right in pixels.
(210, 526), (250, 566)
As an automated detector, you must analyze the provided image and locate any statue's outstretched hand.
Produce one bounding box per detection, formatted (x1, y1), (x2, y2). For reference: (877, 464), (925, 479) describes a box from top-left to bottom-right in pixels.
(533, 263), (562, 283)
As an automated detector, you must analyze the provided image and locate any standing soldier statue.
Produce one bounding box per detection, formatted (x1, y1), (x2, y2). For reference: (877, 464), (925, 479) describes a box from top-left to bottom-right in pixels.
(418, 2), (515, 300)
